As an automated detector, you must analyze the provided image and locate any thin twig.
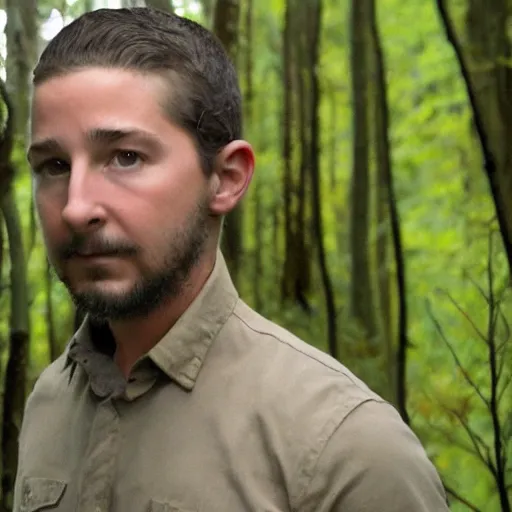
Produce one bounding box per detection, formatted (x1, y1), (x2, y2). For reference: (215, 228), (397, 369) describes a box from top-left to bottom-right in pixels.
(444, 485), (481, 512)
(498, 372), (512, 403)
(438, 289), (487, 344)
(426, 299), (489, 408)
(445, 485), (482, 512)
(438, 402), (496, 475)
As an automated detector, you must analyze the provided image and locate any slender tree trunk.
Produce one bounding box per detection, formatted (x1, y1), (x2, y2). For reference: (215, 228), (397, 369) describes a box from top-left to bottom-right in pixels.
(5, 0), (37, 138)
(280, 0), (297, 303)
(436, 0), (512, 278)
(1, 2), (37, 506)
(0, 190), (29, 512)
(0, 212), (4, 396)
(368, 0), (409, 421)
(328, 91), (345, 255)
(368, 0), (394, 400)
(348, 0), (377, 340)
(213, 0), (243, 289)
(308, 0), (338, 358)
(295, 4), (312, 313)
(272, 203), (280, 289)
(244, 0), (263, 311)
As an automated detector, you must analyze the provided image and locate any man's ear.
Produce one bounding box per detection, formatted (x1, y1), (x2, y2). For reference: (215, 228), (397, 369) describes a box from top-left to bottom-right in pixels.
(209, 140), (255, 216)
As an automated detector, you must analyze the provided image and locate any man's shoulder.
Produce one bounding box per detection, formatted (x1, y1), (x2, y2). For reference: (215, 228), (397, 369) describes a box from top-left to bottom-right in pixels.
(228, 300), (387, 431)
(232, 300), (380, 398)
(226, 302), (448, 509)
(28, 344), (74, 403)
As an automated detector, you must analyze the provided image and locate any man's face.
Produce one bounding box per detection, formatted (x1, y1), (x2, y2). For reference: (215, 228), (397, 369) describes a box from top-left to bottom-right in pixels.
(29, 67), (214, 320)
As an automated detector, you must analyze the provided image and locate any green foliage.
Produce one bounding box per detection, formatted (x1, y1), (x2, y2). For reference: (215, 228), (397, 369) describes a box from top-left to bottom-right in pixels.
(0, 0), (510, 509)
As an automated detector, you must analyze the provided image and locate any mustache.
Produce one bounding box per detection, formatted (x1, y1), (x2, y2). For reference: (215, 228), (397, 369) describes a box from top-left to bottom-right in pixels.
(58, 234), (138, 259)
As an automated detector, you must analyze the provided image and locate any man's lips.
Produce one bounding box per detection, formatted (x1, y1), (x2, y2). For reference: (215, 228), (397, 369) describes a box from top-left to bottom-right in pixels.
(72, 252), (120, 258)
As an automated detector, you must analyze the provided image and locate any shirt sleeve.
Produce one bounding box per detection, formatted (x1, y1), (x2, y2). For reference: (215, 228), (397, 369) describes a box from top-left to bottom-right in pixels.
(296, 400), (450, 512)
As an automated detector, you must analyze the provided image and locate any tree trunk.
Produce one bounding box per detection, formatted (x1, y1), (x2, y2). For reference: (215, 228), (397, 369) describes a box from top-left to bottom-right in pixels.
(348, 0), (377, 340)
(308, 0), (338, 358)
(213, 0), (243, 289)
(465, 0), (512, 279)
(280, 0), (297, 303)
(294, 3), (312, 313)
(436, 0), (512, 277)
(0, 190), (30, 512)
(244, 0), (263, 312)
(1, 2), (37, 506)
(5, 0), (37, 139)
(368, 0), (409, 421)
(368, 0), (394, 401)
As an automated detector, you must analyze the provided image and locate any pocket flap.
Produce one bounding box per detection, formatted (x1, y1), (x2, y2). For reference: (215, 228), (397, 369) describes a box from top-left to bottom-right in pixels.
(20, 477), (66, 512)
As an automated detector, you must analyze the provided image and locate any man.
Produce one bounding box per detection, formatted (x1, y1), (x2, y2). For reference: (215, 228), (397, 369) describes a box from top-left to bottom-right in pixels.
(14, 7), (449, 512)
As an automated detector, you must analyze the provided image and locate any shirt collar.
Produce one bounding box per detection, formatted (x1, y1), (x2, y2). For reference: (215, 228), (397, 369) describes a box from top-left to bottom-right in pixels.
(147, 250), (238, 389)
(65, 250), (238, 394)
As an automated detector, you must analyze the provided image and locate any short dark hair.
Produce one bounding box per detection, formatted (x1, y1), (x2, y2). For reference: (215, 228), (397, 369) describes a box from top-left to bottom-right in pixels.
(33, 7), (242, 173)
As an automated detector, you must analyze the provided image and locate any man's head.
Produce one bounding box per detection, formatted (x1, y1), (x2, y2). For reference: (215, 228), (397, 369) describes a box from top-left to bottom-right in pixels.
(33, 7), (242, 174)
(29, 8), (254, 321)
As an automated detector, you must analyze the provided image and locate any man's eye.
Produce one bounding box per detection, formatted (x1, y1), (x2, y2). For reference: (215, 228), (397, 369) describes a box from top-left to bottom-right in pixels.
(33, 159), (70, 176)
(110, 151), (142, 169)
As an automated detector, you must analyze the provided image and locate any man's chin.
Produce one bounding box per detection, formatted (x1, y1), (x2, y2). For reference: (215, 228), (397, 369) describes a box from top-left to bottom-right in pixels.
(68, 285), (137, 321)
(68, 279), (169, 321)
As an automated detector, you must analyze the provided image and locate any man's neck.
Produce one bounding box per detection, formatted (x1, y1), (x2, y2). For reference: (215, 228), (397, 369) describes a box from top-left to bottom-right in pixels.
(109, 253), (217, 378)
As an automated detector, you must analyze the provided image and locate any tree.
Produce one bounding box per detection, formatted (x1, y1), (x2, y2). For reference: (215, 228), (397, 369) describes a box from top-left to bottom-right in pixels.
(426, 232), (511, 512)
(307, 0), (337, 358)
(368, 0), (409, 419)
(0, 0), (37, 508)
(213, 0), (243, 289)
(280, 0), (314, 313)
(0, 81), (29, 512)
(348, 0), (378, 341)
(436, 0), (512, 278)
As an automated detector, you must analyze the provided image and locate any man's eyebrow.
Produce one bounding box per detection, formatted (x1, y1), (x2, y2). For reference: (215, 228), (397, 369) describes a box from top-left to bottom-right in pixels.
(27, 138), (62, 163)
(87, 128), (160, 145)
(27, 128), (162, 163)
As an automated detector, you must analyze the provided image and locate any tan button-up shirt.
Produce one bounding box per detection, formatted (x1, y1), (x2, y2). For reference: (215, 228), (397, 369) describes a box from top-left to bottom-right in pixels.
(14, 254), (448, 511)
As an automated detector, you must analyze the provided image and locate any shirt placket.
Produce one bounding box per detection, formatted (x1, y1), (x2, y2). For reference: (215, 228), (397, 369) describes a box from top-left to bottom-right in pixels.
(77, 398), (120, 512)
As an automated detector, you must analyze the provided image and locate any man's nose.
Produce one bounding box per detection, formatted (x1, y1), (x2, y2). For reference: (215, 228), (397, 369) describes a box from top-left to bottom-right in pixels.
(61, 167), (106, 233)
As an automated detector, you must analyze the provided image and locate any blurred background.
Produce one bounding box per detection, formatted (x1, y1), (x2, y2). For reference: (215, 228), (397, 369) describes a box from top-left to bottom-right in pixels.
(0, 0), (511, 510)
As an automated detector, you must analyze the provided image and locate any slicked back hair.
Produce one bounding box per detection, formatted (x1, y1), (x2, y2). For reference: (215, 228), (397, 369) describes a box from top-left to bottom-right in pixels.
(33, 7), (242, 174)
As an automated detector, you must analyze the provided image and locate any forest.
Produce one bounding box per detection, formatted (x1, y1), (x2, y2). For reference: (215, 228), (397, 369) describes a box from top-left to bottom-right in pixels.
(0, 0), (511, 510)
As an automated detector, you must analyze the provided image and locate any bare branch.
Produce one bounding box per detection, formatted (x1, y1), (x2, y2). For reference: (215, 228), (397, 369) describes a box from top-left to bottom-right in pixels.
(426, 299), (489, 408)
(496, 327), (509, 383)
(498, 372), (512, 403)
(467, 273), (491, 307)
(444, 485), (482, 512)
(425, 418), (488, 463)
(444, 405), (496, 477)
(438, 289), (487, 344)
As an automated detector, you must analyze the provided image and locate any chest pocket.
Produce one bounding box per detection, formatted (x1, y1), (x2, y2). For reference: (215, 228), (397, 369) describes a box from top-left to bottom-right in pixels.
(20, 477), (66, 512)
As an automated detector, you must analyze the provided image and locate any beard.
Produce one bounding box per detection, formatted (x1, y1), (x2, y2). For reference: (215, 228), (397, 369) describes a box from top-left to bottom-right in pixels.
(55, 199), (210, 322)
